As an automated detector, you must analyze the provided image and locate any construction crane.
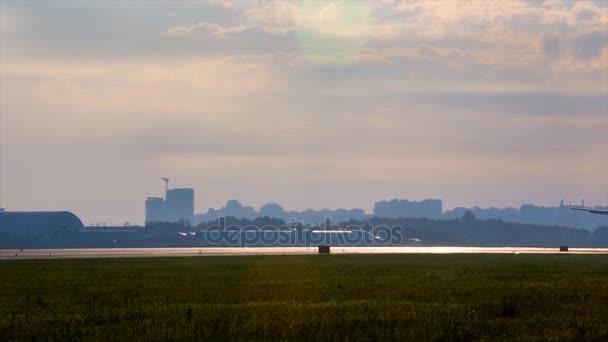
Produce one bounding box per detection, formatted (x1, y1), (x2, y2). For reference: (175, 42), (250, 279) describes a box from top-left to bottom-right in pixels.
(161, 178), (170, 193)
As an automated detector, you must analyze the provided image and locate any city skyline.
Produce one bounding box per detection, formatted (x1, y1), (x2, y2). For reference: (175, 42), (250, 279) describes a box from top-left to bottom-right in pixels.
(3, 177), (608, 226)
(1, 1), (607, 225)
(139, 180), (607, 230)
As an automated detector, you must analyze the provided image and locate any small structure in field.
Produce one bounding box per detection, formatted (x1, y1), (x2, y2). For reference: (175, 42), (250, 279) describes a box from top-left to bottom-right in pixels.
(560, 246), (569, 252)
(318, 245), (331, 254)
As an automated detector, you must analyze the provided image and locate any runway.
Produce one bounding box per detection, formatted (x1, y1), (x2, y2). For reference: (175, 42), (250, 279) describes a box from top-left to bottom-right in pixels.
(2, 246), (608, 260)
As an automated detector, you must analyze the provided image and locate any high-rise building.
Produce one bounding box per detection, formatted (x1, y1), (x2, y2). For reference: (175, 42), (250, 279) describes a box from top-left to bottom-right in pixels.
(145, 197), (165, 223)
(165, 188), (194, 222)
(145, 187), (194, 224)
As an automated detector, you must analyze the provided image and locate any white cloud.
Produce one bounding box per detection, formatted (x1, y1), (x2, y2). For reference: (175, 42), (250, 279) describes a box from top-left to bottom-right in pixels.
(1, 55), (288, 146)
(244, 1), (300, 26)
(209, 0), (235, 9)
(166, 22), (291, 38)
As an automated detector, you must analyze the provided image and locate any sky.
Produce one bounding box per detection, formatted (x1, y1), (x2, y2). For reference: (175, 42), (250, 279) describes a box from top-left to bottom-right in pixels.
(0, 0), (607, 225)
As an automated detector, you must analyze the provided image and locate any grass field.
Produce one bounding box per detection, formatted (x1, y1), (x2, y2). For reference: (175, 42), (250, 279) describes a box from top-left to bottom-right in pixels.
(1, 254), (608, 341)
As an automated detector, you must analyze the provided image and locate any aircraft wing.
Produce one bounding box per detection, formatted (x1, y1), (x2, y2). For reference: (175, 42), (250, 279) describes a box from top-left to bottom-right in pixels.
(570, 207), (608, 215)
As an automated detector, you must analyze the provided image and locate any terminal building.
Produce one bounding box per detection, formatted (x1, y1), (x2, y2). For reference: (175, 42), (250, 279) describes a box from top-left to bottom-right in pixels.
(145, 184), (194, 224)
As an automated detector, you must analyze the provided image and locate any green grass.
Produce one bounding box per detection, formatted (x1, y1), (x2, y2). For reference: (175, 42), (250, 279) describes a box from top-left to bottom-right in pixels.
(1, 254), (608, 341)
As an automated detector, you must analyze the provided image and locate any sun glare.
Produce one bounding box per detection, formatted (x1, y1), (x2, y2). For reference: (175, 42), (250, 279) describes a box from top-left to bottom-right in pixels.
(296, 1), (370, 64)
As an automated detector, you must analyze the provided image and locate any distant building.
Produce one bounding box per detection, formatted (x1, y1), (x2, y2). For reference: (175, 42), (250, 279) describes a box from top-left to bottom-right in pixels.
(165, 188), (195, 222)
(443, 201), (608, 230)
(0, 211), (84, 240)
(193, 201), (370, 225)
(443, 206), (520, 222)
(374, 199), (443, 219)
(145, 197), (165, 223)
(260, 203), (286, 218)
(223, 200), (257, 219)
(145, 187), (194, 224)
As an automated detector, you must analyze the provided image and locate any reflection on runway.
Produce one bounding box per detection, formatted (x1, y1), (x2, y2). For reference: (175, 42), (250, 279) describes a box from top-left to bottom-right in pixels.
(2, 246), (608, 260)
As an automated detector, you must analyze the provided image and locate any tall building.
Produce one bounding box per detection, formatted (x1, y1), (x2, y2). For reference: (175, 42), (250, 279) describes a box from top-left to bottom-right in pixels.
(145, 187), (194, 224)
(145, 197), (165, 223)
(165, 188), (195, 222)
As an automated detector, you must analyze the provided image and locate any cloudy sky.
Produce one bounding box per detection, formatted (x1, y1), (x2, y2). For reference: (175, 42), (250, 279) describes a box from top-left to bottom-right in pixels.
(1, 0), (607, 225)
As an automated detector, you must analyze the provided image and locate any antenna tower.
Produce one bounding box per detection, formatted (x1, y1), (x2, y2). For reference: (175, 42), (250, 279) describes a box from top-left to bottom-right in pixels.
(161, 178), (170, 195)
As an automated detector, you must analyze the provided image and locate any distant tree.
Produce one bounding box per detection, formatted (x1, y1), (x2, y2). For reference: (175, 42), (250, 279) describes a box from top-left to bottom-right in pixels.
(461, 211), (478, 225)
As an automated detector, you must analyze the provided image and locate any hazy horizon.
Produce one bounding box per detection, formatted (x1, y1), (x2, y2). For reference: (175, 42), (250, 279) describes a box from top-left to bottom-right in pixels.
(1, 0), (607, 225)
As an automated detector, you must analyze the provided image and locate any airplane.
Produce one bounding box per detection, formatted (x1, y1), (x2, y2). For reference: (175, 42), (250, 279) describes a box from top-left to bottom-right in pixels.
(570, 207), (608, 215)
